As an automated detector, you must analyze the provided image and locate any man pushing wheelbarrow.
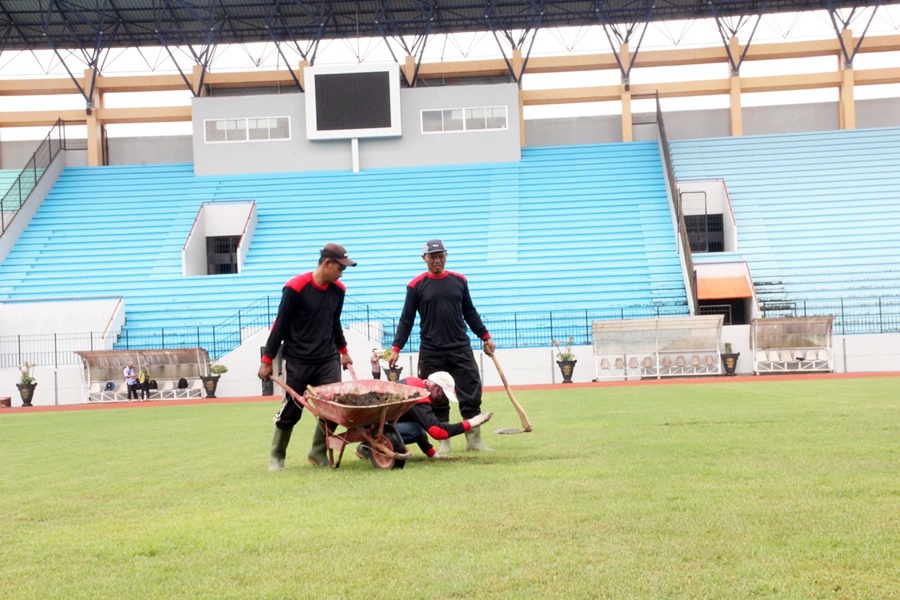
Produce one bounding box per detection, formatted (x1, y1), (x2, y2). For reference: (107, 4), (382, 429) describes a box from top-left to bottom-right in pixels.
(258, 243), (357, 472)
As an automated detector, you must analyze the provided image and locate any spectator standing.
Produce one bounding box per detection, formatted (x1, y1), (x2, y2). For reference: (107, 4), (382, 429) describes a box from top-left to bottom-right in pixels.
(370, 348), (382, 380)
(389, 239), (496, 455)
(123, 362), (139, 401)
(258, 243), (357, 471)
(138, 364), (151, 400)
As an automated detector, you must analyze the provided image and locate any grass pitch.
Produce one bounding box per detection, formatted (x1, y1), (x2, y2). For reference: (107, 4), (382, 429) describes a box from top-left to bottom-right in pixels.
(1, 376), (897, 599)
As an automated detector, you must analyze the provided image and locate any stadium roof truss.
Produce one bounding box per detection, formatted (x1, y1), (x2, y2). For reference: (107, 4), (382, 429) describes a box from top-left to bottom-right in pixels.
(0, 0), (894, 106)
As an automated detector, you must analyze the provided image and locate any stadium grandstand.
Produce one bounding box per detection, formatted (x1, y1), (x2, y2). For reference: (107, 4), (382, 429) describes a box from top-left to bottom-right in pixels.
(1, 0), (899, 404)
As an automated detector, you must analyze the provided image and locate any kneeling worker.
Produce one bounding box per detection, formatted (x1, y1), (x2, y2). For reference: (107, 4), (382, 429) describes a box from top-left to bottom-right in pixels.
(359, 371), (491, 460)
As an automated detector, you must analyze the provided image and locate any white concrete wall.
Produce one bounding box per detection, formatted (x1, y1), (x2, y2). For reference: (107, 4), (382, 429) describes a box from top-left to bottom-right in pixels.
(0, 297), (123, 335)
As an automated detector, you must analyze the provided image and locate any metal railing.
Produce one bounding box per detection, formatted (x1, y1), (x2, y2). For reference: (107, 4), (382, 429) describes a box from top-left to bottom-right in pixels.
(760, 296), (900, 335)
(655, 94), (698, 313)
(5, 294), (898, 370)
(1, 119), (69, 235)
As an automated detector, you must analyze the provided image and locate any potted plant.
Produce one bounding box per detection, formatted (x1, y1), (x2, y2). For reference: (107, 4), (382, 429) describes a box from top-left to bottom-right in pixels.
(16, 361), (37, 407)
(381, 349), (403, 382)
(721, 342), (740, 376)
(553, 336), (577, 384)
(202, 361), (228, 398)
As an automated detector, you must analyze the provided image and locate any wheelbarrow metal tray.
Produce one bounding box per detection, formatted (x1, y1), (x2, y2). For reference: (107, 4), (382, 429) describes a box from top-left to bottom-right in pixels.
(305, 379), (427, 429)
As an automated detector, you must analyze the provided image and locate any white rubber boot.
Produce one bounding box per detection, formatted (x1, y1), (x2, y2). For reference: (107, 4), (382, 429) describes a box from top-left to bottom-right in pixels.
(436, 438), (452, 457)
(465, 426), (493, 451)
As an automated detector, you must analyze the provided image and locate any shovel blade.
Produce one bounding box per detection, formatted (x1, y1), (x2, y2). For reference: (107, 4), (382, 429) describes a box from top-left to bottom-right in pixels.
(493, 427), (530, 435)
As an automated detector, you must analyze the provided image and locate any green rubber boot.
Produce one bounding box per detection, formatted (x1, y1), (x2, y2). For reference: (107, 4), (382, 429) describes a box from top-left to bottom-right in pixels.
(307, 420), (330, 467)
(465, 426), (493, 452)
(269, 426), (292, 471)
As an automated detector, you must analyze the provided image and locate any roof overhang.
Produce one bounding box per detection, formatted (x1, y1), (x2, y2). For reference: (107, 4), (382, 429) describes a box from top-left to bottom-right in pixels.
(0, 0), (892, 52)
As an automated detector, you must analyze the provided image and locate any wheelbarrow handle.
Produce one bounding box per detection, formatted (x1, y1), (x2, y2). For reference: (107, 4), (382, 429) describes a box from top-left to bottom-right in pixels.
(270, 376), (317, 413)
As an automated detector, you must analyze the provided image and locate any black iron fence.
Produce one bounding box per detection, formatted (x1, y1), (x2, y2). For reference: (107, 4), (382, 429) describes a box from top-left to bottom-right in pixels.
(759, 297), (900, 335)
(4, 295), (899, 370)
(1, 119), (68, 235)
(0, 332), (113, 369)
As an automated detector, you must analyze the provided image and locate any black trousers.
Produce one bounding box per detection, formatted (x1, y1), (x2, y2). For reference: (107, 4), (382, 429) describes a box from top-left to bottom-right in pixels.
(273, 358), (341, 430)
(127, 383), (139, 400)
(417, 345), (483, 420)
(140, 381), (150, 399)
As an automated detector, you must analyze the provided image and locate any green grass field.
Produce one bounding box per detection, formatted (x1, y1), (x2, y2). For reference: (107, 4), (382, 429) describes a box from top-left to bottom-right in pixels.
(1, 377), (898, 599)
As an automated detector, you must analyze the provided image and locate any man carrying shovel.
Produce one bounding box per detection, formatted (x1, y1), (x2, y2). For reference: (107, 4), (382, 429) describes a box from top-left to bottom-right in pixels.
(389, 239), (495, 455)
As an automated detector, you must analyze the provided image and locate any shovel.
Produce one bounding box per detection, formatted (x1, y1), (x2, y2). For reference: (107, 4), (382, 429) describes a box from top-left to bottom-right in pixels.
(489, 353), (533, 434)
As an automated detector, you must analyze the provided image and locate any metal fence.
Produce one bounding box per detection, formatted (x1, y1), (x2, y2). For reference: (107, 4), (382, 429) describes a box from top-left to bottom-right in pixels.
(4, 294), (899, 370)
(759, 297), (900, 335)
(0, 332), (115, 369)
(1, 119), (67, 234)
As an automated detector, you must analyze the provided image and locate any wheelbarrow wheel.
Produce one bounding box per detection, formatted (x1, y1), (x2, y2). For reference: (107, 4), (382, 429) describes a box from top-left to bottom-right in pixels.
(369, 424), (407, 470)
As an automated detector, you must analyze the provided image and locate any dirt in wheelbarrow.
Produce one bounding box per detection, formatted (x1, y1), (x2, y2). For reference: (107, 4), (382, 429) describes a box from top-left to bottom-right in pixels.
(331, 391), (410, 406)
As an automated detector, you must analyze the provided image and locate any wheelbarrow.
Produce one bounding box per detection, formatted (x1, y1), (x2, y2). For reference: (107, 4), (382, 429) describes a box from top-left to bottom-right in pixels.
(271, 375), (427, 469)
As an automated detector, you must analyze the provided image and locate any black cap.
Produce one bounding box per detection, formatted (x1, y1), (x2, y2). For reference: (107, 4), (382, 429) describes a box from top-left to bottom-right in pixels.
(423, 239), (447, 255)
(320, 243), (357, 266)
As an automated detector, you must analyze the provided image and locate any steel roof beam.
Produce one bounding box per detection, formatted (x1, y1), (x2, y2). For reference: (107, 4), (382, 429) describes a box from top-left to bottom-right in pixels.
(374, 0), (437, 87)
(485, 0), (545, 83)
(709, 0), (769, 75)
(595, 0), (655, 87)
(153, 0), (222, 96)
(260, 0), (331, 91)
(823, 0), (884, 67)
(38, 0), (126, 112)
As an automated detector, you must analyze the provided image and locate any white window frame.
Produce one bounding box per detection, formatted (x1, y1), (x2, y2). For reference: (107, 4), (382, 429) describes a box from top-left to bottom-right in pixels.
(204, 116), (291, 143)
(420, 106), (508, 134)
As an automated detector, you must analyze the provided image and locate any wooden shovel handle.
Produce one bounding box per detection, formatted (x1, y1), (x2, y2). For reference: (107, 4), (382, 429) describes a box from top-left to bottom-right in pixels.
(489, 353), (533, 432)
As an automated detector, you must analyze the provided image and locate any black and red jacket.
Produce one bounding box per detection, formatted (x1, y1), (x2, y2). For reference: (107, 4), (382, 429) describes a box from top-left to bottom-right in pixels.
(262, 272), (349, 365)
(391, 270), (490, 353)
(398, 376), (471, 457)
